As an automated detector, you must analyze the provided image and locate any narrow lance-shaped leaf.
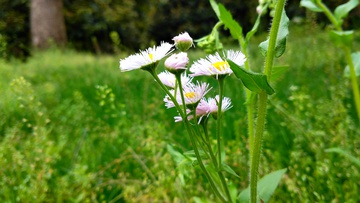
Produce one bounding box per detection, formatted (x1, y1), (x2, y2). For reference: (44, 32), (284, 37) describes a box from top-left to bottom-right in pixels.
(300, 0), (324, 12)
(209, 0), (220, 18)
(218, 3), (243, 39)
(259, 9), (289, 58)
(325, 148), (360, 167)
(271, 65), (289, 82)
(334, 0), (359, 25)
(228, 60), (275, 95)
(221, 162), (240, 178)
(245, 8), (265, 42)
(238, 168), (287, 203)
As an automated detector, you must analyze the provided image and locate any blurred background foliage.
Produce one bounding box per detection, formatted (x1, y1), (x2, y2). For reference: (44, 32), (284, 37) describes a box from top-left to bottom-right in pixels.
(1, 0), (360, 202)
(0, 0), (359, 61)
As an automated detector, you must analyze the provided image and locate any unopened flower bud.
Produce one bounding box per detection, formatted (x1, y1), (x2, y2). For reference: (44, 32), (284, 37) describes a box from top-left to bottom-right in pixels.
(172, 32), (194, 51)
(164, 52), (189, 74)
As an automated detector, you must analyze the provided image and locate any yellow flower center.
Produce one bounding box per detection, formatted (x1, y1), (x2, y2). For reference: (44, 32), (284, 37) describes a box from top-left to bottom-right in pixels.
(212, 61), (229, 71)
(185, 92), (196, 99)
(149, 53), (154, 61)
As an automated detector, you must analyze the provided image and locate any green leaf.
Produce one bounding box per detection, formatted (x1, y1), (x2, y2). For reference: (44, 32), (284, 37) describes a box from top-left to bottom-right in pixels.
(166, 144), (185, 165)
(218, 3), (243, 39)
(271, 65), (289, 82)
(259, 9), (289, 58)
(344, 52), (360, 77)
(326, 148), (360, 167)
(184, 150), (208, 160)
(329, 30), (354, 47)
(245, 10), (263, 42)
(166, 144), (194, 175)
(228, 60), (275, 95)
(300, 0), (323, 12)
(221, 162), (240, 178)
(334, 0), (359, 25)
(238, 168), (287, 203)
(209, 0), (220, 18)
(193, 197), (213, 203)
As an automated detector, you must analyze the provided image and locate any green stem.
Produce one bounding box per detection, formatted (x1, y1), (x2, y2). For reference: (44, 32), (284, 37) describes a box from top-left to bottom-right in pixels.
(250, 0), (286, 202)
(344, 47), (360, 122)
(217, 78), (224, 168)
(314, 1), (360, 122)
(315, 0), (341, 31)
(175, 74), (189, 116)
(176, 73), (228, 202)
(150, 71), (185, 118)
(202, 117), (233, 203)
(250, 92), (268, 203)
(216, 78), (233, 203)
(238, 36), (255, 158)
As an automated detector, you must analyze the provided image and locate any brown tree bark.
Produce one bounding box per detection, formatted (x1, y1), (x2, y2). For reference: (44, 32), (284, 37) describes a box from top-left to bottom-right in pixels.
(30, 0), (67, 49)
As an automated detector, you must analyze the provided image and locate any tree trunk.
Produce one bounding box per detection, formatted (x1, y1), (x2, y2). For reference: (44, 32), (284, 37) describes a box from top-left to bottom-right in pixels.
(30, 0), (67, 49)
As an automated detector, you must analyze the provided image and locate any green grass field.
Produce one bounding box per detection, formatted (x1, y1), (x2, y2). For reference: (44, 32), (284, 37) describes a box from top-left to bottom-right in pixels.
(1, 25), (359, 202)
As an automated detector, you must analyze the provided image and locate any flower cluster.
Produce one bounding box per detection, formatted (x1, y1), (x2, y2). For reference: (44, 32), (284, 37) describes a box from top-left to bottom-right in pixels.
(119, 31), (246, 124)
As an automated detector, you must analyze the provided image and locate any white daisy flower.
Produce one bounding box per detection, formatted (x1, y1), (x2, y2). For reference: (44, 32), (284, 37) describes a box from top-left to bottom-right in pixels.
(157, 71), (193, 89)
(119, 42), (173, 72)
(189, 50), (246, 79)
(164, 82), (211, 109)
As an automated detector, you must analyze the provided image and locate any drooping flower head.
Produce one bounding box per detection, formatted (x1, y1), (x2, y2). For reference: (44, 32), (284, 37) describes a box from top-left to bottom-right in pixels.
(208, 95), (232, 119)
(164, 52), (189, 74)
(164, 81), (211, 110)
(157, 71), (193, 89)
(119, 42), (173, 72)
(173, 95), (232, 123)
(172, 32), (194, 52)
(174, 99), (210, 123)
(189, 50), (246, 79)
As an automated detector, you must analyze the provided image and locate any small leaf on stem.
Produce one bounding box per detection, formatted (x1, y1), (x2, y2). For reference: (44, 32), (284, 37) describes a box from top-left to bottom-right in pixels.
(259, 10), (289, 58)
(218, 3), (243, 39)
(300, 0), (324, 12)
(334, 0), (359, 25)
(329, 30), (354, 47)
(238, 168), (287, 203)
(228, 60), (275, 95)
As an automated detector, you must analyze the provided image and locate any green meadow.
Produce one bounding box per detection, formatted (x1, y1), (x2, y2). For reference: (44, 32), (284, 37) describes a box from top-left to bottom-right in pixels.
(1, 25), (359, 202)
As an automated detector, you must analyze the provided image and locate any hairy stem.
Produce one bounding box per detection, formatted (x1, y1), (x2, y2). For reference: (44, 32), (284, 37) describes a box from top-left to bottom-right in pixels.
(250, 0), (286, 202)
(238, 35), (255, 158)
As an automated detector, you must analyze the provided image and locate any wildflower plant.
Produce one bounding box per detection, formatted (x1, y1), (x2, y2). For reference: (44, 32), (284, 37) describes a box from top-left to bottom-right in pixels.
(300, 0), (360, 123)
(119, 0), (289, 202)
(300, 0), (360, 183)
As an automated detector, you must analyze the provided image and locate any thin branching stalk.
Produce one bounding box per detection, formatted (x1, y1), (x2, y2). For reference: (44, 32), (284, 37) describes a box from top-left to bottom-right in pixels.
(216, 77), (233, 202)
(216, 78), (225, 168)
(175, 74), (228, 202)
